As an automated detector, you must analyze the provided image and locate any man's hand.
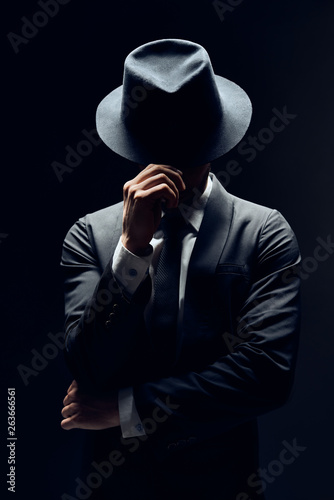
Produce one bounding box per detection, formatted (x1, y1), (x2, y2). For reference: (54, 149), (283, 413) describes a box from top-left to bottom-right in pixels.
(61, 380), (120, 431)
(121, 164), (186, 255)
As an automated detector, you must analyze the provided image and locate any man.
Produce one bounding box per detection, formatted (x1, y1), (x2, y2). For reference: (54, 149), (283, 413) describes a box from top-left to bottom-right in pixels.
(60, 39), (300, 499)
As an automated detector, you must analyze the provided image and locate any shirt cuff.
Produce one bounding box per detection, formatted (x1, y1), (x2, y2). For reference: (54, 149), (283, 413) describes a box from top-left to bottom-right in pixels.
(112, 238), (153, 296)
(118, 387), (146, 438)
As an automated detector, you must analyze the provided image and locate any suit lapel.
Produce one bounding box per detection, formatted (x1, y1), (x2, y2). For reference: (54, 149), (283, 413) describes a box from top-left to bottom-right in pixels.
(174, 174), (234, 362)
(187, 174), (234, 277)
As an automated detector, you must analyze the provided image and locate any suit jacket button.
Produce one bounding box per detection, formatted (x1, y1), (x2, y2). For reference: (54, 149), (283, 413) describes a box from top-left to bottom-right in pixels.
(108, 312), (116, 320)
(105, 320), (112, 329)
(112, 304), (120, 314)
(167, 443), (177, 451)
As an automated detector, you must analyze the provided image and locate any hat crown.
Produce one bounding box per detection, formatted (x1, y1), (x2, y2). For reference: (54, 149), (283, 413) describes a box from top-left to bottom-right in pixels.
(120, 39), (223, 163)
(126, 39), (214, 93)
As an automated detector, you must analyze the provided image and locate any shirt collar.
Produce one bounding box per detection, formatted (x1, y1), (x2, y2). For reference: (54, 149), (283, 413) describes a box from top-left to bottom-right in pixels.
(178, 173), (212, 232)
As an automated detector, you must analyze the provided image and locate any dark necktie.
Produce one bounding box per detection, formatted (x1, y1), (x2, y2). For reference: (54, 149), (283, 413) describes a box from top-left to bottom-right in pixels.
(150, 208), (187, 361)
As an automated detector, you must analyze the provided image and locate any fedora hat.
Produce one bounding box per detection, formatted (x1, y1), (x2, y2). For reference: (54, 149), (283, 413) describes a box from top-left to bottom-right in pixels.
(96, 39), (252, 168)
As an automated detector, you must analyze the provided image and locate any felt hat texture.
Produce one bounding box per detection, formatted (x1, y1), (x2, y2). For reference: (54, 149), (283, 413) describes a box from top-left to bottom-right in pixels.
(96, 39), (252, 167)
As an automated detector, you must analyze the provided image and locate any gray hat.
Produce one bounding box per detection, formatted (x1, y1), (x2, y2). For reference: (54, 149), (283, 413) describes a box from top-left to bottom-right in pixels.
(96, 39), (252, 167)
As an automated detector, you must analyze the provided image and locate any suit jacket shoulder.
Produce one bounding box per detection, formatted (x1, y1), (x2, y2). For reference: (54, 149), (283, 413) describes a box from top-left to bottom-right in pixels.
(63, 200), (124, 270)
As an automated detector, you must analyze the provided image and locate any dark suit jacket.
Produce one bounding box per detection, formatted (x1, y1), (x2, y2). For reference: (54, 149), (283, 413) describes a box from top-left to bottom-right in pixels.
(61, 173), (300, 499)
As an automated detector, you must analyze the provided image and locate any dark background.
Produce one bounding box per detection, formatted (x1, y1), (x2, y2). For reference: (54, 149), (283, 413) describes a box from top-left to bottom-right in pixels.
(2, 1), (334, 499)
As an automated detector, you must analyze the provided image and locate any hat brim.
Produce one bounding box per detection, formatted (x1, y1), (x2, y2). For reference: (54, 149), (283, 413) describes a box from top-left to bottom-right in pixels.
(96, 75), (252, 166)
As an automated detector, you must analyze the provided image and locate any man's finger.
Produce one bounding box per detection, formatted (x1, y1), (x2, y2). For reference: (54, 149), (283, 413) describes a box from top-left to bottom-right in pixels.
(61, 415), (79, 431)
(63, 393), (74, 406)
(133, 165), (185, 191)
(67, 380), (80, 397)
(131, 175), (181, 207)
(135, 173), (183, 197)
(137, 184), (180, 209)
(63, 388), (85, 406)
(67, 380), (76, 394)
(61, 402), (79, 418)
(143, 164), (183, 176)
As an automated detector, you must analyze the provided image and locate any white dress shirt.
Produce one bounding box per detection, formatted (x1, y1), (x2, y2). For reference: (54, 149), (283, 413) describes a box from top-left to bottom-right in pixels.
(112, 175), (213, 438)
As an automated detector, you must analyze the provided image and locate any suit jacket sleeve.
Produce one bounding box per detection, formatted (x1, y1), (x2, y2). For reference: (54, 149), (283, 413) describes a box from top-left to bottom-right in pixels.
(61, 216), (151, 393)
(132, 209), (301, 440)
